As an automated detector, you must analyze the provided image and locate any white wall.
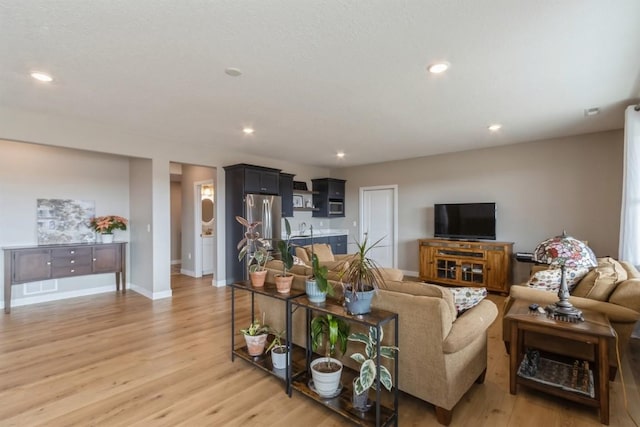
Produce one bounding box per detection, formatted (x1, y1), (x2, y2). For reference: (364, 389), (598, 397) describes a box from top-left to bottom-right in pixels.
(0, 139), (130, 305)
(330, 130), (624, 283)
(170, 181), (182, 262)
(129, 158), (155, 297)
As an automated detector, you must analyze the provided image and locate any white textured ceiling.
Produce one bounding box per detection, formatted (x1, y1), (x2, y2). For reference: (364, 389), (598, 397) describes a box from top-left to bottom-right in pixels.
(1, 1), (639, 167)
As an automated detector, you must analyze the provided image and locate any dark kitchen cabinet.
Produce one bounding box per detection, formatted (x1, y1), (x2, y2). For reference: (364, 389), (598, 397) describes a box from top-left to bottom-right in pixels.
(279, 173), (295, 218)
(312, 178), (346, 218)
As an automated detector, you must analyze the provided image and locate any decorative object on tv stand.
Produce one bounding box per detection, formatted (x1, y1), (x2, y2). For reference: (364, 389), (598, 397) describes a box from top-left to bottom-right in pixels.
(348, 326), (399, 412)
(90, 215), (127, 244)
(305, 225), (334, 304)
(339, 235), (386, 315)
(236, 216), (272, 287)
(310, 314), (350, 398)
(533, 231), (597, 321)
(275, 218), (294, 293)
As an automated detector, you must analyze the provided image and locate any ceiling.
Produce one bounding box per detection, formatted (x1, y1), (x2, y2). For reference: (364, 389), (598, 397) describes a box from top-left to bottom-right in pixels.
(2, 1), (640, 168)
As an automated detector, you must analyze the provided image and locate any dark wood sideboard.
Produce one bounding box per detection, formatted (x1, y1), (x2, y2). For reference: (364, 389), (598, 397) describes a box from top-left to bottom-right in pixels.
(3, 242), (127, 313)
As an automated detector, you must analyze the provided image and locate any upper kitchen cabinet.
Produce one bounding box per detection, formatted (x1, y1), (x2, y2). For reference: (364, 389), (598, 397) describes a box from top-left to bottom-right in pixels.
(279, 172), (295, 218)
(228, 163), (281, 195)
(312, 178), (346, 217)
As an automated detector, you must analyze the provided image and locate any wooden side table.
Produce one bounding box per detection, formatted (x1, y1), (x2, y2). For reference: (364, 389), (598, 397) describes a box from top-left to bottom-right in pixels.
(505, 299), (615, 425)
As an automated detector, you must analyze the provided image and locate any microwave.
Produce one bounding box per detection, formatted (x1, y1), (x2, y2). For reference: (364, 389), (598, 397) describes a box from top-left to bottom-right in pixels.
(328, 200), (344, 215)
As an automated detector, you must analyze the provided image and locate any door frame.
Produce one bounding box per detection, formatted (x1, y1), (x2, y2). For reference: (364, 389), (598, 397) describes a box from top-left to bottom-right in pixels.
(194, 179), (214, 280)
(358, 185), (399, 268)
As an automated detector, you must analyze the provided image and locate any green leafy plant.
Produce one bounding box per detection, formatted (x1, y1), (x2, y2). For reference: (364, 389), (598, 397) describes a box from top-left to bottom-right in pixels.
(348, 326), (398, 394)
(277, 218), (294, 277)
(240, 317), (269, 336)
(339, 235), (386, 294)
(311, 314), (350, 370)
(308, 225), (334, 295)
(236, 216), (272, 272)
(265, 327), (286, 354)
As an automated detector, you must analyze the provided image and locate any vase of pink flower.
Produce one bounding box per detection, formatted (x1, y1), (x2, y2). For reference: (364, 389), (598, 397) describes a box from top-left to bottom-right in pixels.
(90, 215), (128, 243)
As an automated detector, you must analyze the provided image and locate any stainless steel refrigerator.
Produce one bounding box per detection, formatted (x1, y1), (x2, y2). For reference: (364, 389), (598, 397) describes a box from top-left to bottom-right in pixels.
(245, 193), (281, 252)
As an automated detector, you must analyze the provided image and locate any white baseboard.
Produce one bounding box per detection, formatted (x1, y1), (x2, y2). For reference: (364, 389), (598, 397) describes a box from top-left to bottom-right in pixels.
(180, 268), (196, 277)
(129, 283), (172, 300)
(403, 269), (419, 279)
(171, 259), (181, 265)
(213, 278), (227, 287)
(0, 285), (124, 310)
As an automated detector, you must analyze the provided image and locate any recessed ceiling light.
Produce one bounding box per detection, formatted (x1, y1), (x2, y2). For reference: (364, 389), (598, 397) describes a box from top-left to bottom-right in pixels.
(30, 72), (53, 82)
(427, 62), (450, 74)
(337, 151), (345, 158)
(242, 127), (254, 135)
(584, 107), (600, 117)
(488, 124), (502, 131)
(225, 68), (242, 77)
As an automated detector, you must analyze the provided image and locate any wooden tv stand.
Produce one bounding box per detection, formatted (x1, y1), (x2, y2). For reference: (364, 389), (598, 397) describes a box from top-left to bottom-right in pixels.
(418, 238), (513, 294)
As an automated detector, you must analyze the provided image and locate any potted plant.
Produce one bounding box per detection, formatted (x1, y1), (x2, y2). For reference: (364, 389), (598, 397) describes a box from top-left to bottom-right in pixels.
(339, 235), (386, 315)
(240, 315), (269, 357)
(266, 327), (288, 370)
(236, 215), (272, 287)
(348, 326), (398, 411)
(90, 215), (128, 244)
(275, 218), (294, 293)
(305, 225), (335, 303)
(310, 314), (350, 398)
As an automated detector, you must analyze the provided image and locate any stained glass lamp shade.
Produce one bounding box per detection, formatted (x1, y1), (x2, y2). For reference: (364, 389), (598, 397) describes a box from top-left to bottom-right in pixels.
(533, 231), (597, 320)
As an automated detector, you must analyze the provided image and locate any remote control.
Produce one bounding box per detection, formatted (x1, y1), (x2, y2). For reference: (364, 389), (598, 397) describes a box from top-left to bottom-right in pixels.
(529, 303), (539, 310)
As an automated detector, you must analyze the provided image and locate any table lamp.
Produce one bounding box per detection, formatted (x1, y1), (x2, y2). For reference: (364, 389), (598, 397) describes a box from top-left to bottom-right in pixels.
(533, 231), (597, 321)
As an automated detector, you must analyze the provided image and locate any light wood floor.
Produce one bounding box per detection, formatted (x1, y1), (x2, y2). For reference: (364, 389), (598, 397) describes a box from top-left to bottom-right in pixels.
(1, 275), (638, 426)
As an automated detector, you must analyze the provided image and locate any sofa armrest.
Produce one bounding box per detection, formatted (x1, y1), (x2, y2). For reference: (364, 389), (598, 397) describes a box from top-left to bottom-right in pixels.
(609, 278), (640, 313)
(509, 285), (640, 323)
(442, 300), (498, 354)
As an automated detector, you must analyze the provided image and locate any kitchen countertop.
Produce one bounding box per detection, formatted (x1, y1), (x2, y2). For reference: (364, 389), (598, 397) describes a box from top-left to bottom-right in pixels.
(285, 229), (349, 240)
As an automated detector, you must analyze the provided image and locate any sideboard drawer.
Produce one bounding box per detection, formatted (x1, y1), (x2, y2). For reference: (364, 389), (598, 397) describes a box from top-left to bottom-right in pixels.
(52, 264), (93, 277)
(51, 247), (92, 258)
(51, 255), (92, 268)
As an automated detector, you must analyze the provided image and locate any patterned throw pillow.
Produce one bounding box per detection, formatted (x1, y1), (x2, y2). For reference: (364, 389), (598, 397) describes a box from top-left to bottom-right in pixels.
(448, 287), (487, 315)
(292, 255), (307, 266)
(526, 267), (589, 292)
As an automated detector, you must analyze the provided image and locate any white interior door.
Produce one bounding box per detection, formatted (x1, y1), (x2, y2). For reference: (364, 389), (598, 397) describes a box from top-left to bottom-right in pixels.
(360, 186), (398, 268)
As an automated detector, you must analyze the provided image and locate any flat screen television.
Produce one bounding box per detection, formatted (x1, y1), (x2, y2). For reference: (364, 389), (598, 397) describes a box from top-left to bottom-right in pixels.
(434, 202), (496, 240)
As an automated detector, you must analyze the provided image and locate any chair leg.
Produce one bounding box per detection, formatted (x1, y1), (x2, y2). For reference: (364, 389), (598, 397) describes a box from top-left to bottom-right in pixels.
(476, 368), (487, 384)
(435, 406), (453, 425)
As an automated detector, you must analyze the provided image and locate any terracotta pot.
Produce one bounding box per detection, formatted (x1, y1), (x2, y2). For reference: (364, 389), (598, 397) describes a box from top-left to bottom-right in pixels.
(244, 333), (268, 356)
(249, 270), (267, 287)
(275, 274), (294, 294)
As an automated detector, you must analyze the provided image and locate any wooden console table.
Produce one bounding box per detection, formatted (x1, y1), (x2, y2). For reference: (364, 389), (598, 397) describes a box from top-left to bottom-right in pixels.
(3, 242), (127, 313)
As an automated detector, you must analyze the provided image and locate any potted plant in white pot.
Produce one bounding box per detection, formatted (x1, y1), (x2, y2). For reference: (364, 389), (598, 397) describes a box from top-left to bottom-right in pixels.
(348, 326), (398, 411)
(305, 226), (335, 303)
(339, 235), (386, 315)
(266, 327), (288, 370)
(275, 218), (294, 293)
(90, 215), (128, 244)
(236, 215), (272, 287)
(310, 314), (350, 398)
(240, 316), (269, 357)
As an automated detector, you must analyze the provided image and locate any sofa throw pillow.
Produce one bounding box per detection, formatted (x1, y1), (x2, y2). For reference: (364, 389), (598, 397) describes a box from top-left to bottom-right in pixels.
(527, 267), (589, 292)
(572, 257), (628, 301)
(304, 244), (335, 262)
(448, 287), (487, 315)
